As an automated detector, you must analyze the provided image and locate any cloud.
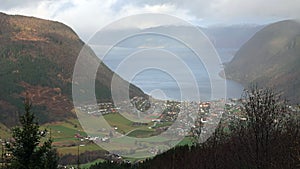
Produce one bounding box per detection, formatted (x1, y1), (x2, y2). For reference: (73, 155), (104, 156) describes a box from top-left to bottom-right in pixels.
(0, 0), (197, 40)
(0, 0), (118, 40)
(204, 0), (300, 21)
(1, 0), (300, 40)
(114, 0), (300, 23)
(0, 0), (40, 10)
(0, 0), (71, 20)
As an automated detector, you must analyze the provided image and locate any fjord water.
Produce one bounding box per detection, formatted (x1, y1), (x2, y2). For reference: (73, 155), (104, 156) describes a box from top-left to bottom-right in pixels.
(100, 46), (244, 101)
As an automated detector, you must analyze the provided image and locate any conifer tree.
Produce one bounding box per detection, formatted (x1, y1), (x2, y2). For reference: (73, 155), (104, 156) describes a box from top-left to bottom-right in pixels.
(6, 98), (58, 169)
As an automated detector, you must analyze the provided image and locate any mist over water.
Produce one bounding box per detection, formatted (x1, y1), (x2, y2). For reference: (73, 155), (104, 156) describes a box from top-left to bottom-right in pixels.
(99, 46), (244, 101)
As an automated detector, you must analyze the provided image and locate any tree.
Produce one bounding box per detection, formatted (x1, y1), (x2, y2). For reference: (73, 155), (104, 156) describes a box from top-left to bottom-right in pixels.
(6, 98), (59, 169)
(231, 85), (300, 169)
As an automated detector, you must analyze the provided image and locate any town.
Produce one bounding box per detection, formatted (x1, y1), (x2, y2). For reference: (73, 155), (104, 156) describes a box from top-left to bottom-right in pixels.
(75, 96), (299, 143)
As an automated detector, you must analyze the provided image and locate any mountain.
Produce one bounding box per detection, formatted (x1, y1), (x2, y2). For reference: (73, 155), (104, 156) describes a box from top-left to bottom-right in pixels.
(0, 12), (144, 127)
(92, 24), (263, 65)
(102, 25), (263, 50)
(224, 20), (300, 103)
(202, 25), (264, 49)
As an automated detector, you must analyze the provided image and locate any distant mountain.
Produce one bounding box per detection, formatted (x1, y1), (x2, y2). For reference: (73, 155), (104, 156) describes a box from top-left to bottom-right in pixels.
(0, 12), (144, 127)
(92, 24), (263, 65)
(202, 25), (264, 49)
(224, 20), (300, 103)
(103, 25), (263, 50)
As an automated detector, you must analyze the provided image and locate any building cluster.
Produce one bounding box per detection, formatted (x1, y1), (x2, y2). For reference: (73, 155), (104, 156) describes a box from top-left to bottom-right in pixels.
(76, 97), (300, 143)
(76, 102), (118, 116)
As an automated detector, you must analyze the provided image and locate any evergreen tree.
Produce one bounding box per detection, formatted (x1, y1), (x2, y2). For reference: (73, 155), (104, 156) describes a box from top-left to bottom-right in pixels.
(6, 98), (59, 169)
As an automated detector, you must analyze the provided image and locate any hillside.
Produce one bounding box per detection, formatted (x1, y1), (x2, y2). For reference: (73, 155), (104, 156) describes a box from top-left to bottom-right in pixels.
(202, 25), (263, 49)
(0, 12), (144, 127)
(224, 20), (300, 103)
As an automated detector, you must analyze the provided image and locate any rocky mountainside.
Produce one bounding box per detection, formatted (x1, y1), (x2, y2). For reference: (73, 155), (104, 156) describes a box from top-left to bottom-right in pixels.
(224, 20), (300, 103)
(0, 12), (144, 127)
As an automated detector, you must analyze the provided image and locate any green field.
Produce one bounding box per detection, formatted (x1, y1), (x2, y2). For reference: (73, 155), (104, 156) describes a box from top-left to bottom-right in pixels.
(103, 113), (155, 134)
(0, 112), (191, 165)
(177, 137), (193, 146)
(0, 123), (10, 138)
(126, 129), (156, 138)
(57, 143), (103, 155)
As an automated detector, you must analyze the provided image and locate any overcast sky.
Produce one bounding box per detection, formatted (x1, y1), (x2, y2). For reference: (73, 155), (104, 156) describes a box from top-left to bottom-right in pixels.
(1, 0), (299, 41)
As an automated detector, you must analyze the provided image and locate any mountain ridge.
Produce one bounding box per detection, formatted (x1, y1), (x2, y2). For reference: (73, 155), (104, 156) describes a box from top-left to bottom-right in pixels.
(224, 20), (300, 104)
(0, 12), (145, 127)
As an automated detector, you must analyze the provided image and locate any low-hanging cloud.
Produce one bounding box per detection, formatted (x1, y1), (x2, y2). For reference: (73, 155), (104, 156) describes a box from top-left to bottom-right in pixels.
(0, 0), (41, 10)
(1, 0), (299, 40)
